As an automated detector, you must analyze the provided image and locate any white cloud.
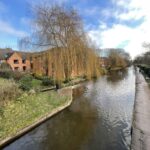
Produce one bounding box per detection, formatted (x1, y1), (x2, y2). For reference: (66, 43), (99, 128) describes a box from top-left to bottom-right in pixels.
(101, 8), (114, 19)
(115, 0), (150, 21)
(0, 20), (28, 37)
(99, 22), (107, 30)
(20, 17), (32, 26)
(0, 2), (27, 37)
(88, 0), (150, 58)
(118, 9), (145, 21)
(88, 22), (149, 58)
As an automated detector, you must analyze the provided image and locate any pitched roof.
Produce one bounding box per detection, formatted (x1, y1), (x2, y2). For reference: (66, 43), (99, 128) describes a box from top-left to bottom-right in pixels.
(0, 48), (13, 60)
(0, 49), (32, 60)
(16, 52), (31, 60)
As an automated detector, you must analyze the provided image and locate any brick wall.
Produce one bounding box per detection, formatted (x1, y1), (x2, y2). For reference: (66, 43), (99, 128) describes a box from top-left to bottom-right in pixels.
(6, 52), (31, 71)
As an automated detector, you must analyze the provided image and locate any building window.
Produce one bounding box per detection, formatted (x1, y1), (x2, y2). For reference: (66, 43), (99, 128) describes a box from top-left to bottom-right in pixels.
(23, 66), (26, 71)
(14, 60), (19, 64)
(14, 67), (19, 71)
(22, 59), (26, 64)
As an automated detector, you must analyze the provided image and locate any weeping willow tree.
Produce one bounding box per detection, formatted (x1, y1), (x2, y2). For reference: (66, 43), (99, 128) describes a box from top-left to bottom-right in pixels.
(19, 4), (101, 83)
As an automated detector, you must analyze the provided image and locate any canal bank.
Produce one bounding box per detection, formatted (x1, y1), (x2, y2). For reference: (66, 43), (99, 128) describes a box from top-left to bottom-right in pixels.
(3, 67), (135, 150)
(0, 87), (73, 149)
(131, 70), (150, 150)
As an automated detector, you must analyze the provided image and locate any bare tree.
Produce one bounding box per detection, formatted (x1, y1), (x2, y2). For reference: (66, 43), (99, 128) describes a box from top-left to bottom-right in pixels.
(142, 42), (150, 52)
(108, 49), (129, 69)
(19, 4), (101, 83)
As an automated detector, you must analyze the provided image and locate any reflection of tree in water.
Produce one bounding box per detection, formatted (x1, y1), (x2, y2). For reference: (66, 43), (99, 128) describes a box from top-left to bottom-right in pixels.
(4, 71), (134, 150)
(73, 85), (86, 97)
(107, 69), (128, 83)
(43, 86), (98, 150)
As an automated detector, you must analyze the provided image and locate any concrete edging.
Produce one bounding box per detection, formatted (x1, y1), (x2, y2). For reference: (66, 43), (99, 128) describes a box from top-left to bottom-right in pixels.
(131, 70), (150, 150)
(0, 87), (73, 149)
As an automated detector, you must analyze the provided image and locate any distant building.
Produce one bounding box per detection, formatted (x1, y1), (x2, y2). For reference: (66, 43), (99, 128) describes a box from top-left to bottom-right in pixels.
(0, 49), (31, 71)
(99, 57), (110, 68)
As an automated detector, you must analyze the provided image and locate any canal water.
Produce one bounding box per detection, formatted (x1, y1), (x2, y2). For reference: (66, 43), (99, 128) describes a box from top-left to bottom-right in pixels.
(3, 67), (135, 150)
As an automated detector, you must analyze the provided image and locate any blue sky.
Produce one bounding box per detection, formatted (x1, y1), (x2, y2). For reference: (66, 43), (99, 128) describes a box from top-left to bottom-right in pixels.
(0, 0), (150, 58)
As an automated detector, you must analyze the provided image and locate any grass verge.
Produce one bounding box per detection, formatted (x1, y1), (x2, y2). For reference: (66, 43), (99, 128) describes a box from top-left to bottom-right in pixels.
(0, 91), (71, 141)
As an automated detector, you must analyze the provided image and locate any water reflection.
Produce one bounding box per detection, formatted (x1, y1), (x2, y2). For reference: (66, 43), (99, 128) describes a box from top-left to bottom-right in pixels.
(3, 67), (135, 150)
(107, 69), (128, 83)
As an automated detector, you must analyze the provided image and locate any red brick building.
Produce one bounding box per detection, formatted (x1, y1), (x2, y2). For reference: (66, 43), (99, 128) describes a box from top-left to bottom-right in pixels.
(99, 57), (110, 68)
(0, 49), (31, 71)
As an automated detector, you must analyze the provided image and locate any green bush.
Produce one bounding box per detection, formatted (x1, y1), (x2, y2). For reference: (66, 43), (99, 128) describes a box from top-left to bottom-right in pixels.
(42, 77), (54, 86)
(0, 62), (11, 71)
(33, 74), (43, 80)
(0, 69), (28, 81)
(63, 78), (72, 84)
(19, 75), (33, 91)
(0, 70), (13, 79)
(12, 71), (27, 81)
